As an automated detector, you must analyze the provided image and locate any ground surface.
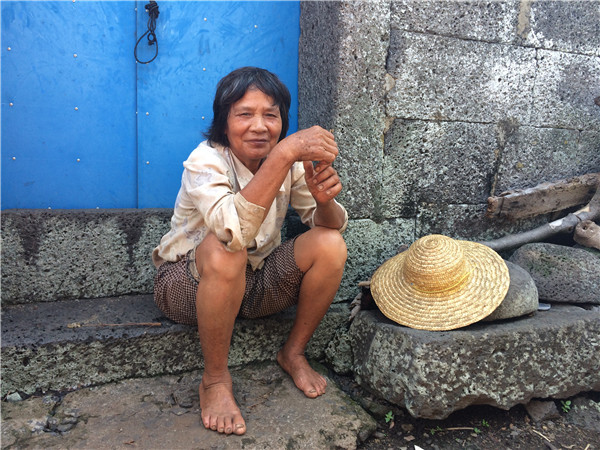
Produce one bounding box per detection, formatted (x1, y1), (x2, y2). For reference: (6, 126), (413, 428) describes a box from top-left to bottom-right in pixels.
(1, 362), (376, 450)
(334, 372), (600, 450)
(2, 363), (598, 449)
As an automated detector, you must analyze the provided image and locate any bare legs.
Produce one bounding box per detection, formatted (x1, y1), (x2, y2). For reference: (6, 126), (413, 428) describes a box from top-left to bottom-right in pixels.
(195, 227), (346, 435)
(195, 233), (247, 435)
(277, 227), (347, 398)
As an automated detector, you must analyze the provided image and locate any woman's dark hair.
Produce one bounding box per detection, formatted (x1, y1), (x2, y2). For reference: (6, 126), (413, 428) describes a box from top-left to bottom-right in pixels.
(204, 67), (291, 147)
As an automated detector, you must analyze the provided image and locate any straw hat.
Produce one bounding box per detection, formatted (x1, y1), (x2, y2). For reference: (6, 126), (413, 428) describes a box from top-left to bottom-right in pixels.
(370, 234), (510, 331)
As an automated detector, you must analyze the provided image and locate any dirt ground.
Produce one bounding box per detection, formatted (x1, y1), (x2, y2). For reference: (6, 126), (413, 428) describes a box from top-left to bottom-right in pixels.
(332, 373), (600, 450)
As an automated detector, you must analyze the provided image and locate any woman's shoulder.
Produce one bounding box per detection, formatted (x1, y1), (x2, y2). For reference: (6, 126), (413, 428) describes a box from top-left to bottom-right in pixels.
(185, 140), (229, 168)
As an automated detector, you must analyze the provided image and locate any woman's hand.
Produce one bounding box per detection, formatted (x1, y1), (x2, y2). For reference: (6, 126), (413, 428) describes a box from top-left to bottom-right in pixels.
(277, 126), (339, 165)
(303, 161), (342, 205)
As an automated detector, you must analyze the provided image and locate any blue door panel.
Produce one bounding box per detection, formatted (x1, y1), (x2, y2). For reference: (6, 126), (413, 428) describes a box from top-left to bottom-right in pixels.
(1, 1), (299, 209)
(1, 1), (137, 209)
(136, 1), (299, 208)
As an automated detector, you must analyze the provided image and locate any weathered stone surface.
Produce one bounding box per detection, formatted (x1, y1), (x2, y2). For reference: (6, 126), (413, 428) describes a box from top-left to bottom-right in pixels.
(387, 31), (536, 123)
(0, 295), (347, 397)
(523, 1), (600, 57)
(350, 307), (600, 419)
(567, 397), (600, 433)
(531, 50), (600, 130)
(1, 364), (376, 449)
(0, 209), (172, 304)
(416, 203), (548, 243)
(340, 218), (414, 301)
(382, 120), (498, 211)
(494, 125), (591, 193)
(524, 400), (560, 423)
(509, 243), (600, 304)
(299, 1), (389, 219)
(483, 260), (538, 322)
(0, 393), (55, 448)
(390, 0), (518, 44)
(325, 327), (354, 375)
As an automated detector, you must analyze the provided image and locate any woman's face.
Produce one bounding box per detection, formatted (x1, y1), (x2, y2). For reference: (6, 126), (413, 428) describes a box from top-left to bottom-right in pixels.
(225, 87), (283, 173)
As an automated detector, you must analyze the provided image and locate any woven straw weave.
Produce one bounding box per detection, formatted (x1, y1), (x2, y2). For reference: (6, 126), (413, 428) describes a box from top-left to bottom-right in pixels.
(371, 234), (509, 331)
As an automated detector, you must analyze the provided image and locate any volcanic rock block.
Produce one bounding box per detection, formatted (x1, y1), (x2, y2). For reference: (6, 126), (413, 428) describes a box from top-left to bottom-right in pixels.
(483, 260), (538, 322)
(509, 243), (600, 304)
(350, 306), (600, 419)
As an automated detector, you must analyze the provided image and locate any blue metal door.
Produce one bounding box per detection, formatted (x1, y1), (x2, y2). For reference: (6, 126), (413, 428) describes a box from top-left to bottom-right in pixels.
(1, 1), (299, 209)
(136, 1), (300, 208)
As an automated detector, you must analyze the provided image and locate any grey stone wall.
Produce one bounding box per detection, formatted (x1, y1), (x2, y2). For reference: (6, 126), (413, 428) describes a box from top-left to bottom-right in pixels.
(299, 0), (600, 298)
(1, 209), (171, 304)
(2, 1), (598, 306)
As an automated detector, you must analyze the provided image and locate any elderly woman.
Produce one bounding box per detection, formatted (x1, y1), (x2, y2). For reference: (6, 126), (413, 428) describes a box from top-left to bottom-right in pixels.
(152, 67), (348, 436)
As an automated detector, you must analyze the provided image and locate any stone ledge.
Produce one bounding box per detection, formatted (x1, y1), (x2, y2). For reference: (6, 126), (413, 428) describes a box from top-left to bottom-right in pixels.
(350, 306), (600, 420)
(1, 295), (347, 397)
(0, 209), (172, 304)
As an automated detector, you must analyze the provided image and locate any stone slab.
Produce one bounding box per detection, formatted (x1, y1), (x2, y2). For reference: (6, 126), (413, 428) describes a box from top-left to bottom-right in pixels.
(509, 243), (600, 304)
(1, 363), (377, 449)
(531, 49), (600, 130)
(415, 202), (549, 243)
(390, 0), (518, 44)
(340, 218), (414, 301)
(494, 125), (591, 193)
(523, 0), (600, 57)
(387, 31), (536, 123)
(299, 1), (389, 220)
(350, 307), (600, 420)
(1, 295), (347, 397)
(382, 120), (498, 209)
(0, 209), (171, 304)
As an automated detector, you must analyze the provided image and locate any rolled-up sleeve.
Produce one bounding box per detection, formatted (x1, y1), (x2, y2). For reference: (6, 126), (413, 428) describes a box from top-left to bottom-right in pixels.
(183, 148), (265, 251)
(289, 162), (348, 233)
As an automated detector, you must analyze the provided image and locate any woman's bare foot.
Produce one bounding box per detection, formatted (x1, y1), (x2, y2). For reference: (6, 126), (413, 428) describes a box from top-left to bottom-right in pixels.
(277, 349), (327, 398)
(198, 374), (246, 435)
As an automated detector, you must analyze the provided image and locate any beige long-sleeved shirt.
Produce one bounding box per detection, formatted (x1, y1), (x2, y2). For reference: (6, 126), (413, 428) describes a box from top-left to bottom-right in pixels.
(152, 140), (348, 270)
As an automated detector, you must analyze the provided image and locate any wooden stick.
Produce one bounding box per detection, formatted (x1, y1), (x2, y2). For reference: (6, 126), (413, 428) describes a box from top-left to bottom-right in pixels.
(531, 428), (552, 442)
(486, 173), (599, 220)
(67, 322), (162, 328)
(479, 187), (600, 252)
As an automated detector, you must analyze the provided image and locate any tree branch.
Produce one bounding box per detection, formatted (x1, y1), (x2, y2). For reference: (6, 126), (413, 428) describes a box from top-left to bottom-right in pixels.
(479, 187), (600, 252)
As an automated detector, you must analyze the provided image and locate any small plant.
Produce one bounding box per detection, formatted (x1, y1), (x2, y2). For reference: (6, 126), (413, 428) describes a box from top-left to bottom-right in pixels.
(481, 419), (490, 428)
(430, 426), (443, 435)
(473, 427), (481, 434)
(560, 400), (572, 413)
(384, 410), (394, 423)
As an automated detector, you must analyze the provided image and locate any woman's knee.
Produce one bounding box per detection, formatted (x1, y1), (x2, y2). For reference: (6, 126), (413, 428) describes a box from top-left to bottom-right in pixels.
(195, 234), (248, 281)
(296, 227), (347, 270)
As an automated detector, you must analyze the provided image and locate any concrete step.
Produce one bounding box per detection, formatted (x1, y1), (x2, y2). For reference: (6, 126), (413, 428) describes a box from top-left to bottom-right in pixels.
(1, 362), (377, 449)
(1, 295), (348, 397)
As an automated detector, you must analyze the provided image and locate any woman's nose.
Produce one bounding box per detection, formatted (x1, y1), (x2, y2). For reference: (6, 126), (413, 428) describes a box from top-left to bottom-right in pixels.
(250, 115), (267, 131)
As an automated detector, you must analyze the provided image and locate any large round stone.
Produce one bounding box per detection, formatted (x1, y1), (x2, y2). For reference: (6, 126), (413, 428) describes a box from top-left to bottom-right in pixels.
(510, 243), (600, 304)
(483, 260), (539, 321)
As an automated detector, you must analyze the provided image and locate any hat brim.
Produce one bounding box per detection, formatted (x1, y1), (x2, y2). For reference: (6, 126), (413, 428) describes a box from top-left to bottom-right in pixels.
(371, 240), (509, 331)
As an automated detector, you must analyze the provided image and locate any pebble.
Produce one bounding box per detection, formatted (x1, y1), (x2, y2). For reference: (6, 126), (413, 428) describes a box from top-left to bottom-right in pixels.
(170, 407), (189, 416)
(401, 423), (414, 433)
(57, 423), (76, 433)
(43, 394), (60, 405)
(6, 392), (22, 402)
